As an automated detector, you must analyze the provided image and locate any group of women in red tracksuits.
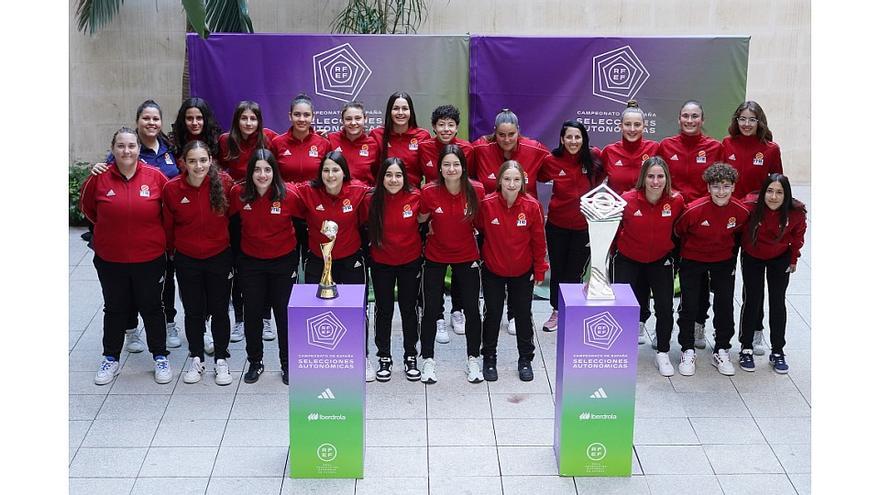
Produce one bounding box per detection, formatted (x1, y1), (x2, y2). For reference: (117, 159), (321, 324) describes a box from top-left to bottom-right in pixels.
(81, 91), (806, 389)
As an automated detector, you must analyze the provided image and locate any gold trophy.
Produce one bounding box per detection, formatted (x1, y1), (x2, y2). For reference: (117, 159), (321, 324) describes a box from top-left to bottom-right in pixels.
(316, 220), (339, 299)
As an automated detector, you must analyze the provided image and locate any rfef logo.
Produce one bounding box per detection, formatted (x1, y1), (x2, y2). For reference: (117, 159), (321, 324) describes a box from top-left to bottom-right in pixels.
(313, 43), (372, 102)
(592, 46), (650, 105)
(306, 311), (348, 350)
(583, 311), (624, 350)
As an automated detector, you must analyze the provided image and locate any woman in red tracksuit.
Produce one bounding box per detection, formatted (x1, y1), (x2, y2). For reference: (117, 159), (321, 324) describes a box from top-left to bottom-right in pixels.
(611, 157), (685, 377)
(228, 149), (299, 385)
(171, 97), (223, 161)
(219, 101), (279, 341)
(659, 100), (723, 349)
(471, 108), (549, 335)
(369, 91), (431, 186)
(270, 93), (333, 184)
(80, 127), (172, 386)
(419, 144), (486, 384)
(477, 160), (548, 382)
(327, 101), (380, 185)
(292, 150), (372, 380)
(722, 101), (783, 199)
(162, 140), (235, 385)
(602, 99), (660, 195)
(739, 173), (806, 374)
(537, 120), (604, 334)
(363, 157), (424, 383)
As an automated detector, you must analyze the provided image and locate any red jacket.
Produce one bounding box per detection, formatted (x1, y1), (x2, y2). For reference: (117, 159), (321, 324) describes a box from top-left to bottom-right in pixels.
(477, 192), (549, 281)
(80, 161), (169, 263)
(741, 194), (807, 265)
(674, 195), (750, 263)
(417, 136), (474, 186)
(419, 180), (486, 263)
(538, 147), (604, 230)
(228, 182), (298, 259)
(162, 172), (233, 259)
(601, 138), (660, 195)
(369, 126), (431, 186)
(217, 128), (279, 182)
(363, 188), (423, 266)
(270, 128), (332, 184)
(615, 189), (685, 263)
(721, 135), (783, 199)
(658, 133), (723, 204)
(328, 131), (380, 186)
(471, 136), (550, 197)
(293, 181), (370, 259)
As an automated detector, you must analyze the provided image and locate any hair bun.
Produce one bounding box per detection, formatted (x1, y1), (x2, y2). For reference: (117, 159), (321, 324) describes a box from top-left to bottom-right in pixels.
(626, 99), (639, 108)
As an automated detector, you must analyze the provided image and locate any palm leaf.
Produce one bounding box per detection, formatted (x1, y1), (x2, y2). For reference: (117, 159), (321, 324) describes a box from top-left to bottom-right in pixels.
(331, 0), (426, 34)
(181, 0), (208, 38)
(74, 0), (126, 35)
(206, 0), (254, 33)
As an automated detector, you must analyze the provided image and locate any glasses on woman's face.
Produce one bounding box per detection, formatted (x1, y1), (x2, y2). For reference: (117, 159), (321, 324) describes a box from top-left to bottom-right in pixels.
(709, 184), (734, 192)
(737, 117), (758, 124)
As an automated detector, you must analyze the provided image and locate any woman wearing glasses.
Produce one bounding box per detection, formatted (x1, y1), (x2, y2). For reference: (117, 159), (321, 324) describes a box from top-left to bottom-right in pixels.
(721, 101), (783, 199)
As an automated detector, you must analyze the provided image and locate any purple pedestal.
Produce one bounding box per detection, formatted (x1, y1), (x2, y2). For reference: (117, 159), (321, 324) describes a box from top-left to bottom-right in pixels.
(288, 284), (366, 478)
(553, 283), (639, 476)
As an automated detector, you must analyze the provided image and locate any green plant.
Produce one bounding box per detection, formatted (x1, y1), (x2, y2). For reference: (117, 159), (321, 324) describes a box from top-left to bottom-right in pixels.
(69, 161), (93, 226)
(75, 0), (253, 38)
(331, 0), (428, 34)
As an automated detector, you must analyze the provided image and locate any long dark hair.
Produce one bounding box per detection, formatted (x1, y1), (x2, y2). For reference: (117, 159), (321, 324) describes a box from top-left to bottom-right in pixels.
(135, 99), (172, 147)
(368, 157), (412, 247)
(728, 100), (774, 142)
(551, 120), (600, 180)
(240, 148), (285, 203)
(226, 101), (268, 162)
(437, 144), (478, 221)
(172, 97), (222, 156)
(181, 140), (227, 214)
(310, 150), (353, 188)
(380, 91), (418, 163)
(748, 173), (806, 246)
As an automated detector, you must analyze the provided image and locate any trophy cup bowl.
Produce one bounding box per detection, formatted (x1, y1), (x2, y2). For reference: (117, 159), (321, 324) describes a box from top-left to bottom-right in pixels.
(579, 184), (627, 300)
(316, 220), (340, 299)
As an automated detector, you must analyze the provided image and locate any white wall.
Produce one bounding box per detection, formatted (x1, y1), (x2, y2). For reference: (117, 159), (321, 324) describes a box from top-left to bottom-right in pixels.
(69, 0), (810, 182)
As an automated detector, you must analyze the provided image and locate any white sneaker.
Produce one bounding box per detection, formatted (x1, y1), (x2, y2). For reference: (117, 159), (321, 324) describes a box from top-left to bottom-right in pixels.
(262, 318), (276, 341)
(451, 311), (466, 335)
(166, 322), (182, 348)
(230, 321), (244, 342)
(679, 349), (696, 376)
(435, 319), (450, 344)
(712, 349), (736, 376)
(154, 356), (173, 384)
(655, 352), (675, 377)
(183, 356), (205, 384)
(752, 330), (767, 356)
(124, 328), (145, 353)
(214, 359), (233, 386)
(694, 322), (706, 349)
(204, 329), (215, 355)
(421, 358), (437, 384)
(365, 358), (376, 382)
(94, 356), (120, 385)
(639, 322), (647, 345)
(506, 318), (516, 336)
(467, 356), (484, 383)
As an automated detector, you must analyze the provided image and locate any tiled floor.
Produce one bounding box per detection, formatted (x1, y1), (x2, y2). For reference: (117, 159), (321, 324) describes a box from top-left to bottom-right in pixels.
(68, 186), (811, 494)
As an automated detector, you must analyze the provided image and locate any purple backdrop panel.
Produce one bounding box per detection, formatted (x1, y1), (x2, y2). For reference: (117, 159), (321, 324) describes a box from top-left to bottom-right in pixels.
(187, 33), (470, 137)
(555, 283), (639, 476)
(469, 36), (749, 147)
(288, 284), (366, 478)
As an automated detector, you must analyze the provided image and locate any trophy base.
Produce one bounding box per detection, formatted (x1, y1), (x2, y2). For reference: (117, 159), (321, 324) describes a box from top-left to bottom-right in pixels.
(317, 284), (339, 299)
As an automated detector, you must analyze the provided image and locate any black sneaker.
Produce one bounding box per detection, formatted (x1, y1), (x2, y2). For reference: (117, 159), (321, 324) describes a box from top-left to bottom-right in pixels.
(282, 368), (289, 385)
(518, 359), (534, 382)
(404, 356), (421, 381)
(769, 353), (789, 374)
(244, 361), (264, 383)
(739, 350), (755, 372)
(376, 357), (393, 382)
(483, 355), (498, 382)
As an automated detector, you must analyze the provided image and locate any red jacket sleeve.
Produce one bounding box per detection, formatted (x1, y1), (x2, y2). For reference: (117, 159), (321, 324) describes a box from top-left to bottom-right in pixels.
(161, 183), (175, 252)
(79, 174), (98, 224)
(529, 202), (549, 282)
(789, 209), (807, 265)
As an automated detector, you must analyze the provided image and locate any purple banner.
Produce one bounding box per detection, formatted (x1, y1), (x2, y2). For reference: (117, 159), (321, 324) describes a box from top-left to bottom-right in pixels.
(187, 34), (470, 136)
(469, 36), (749, 147)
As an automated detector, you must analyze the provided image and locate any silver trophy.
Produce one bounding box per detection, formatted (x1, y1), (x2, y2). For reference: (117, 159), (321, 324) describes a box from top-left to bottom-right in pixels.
(579, 183), (627, 300)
